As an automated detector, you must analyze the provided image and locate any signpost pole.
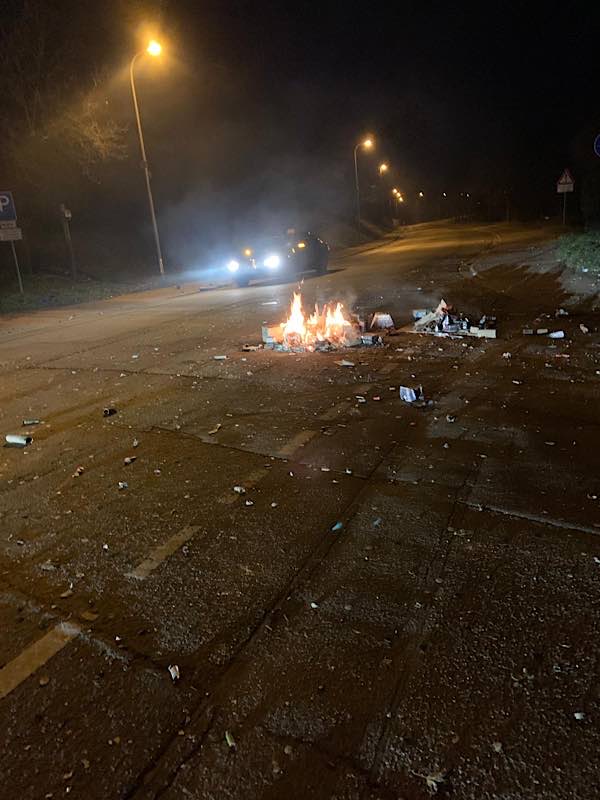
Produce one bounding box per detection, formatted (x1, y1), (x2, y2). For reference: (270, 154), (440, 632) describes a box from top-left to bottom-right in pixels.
(556, 169), (574, 226)
(60, 204), (77, 280)
(10, 241), (24, 295)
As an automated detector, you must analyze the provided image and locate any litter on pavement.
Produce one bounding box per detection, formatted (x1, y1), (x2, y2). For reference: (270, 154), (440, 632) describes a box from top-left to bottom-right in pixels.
(400, 386), (424, 403)
(124, 456), (136, 465)
(168, 664), (180, 681)
(5, 434), (32, 447)
(213, 355), (227, 360)
(118, 481), (128, 490)
(103, 407), (117, 417)
(225, 731), (236, 748)
(412, 299), (497, 338)
(331, 521), (344, 531)
(233, 485), (246, 494)
(334, 359), (355, 367)
(370, 311), (395, 330)
(22, 419), (41, 426)
(548, 331), (565, 339)
(208, 423), (222, 435)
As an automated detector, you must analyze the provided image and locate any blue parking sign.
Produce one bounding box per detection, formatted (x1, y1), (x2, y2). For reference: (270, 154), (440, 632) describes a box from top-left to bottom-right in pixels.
(0, 191), (17, 222)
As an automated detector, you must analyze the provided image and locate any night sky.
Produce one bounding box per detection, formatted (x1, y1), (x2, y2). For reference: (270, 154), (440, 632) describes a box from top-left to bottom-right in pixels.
(3, 1), (600, 267)
(176, 2), (600, 174)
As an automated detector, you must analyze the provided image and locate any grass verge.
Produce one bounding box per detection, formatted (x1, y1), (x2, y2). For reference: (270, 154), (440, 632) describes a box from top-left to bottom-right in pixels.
(557, 231), (600, 274)
(0, 274), (163, 315)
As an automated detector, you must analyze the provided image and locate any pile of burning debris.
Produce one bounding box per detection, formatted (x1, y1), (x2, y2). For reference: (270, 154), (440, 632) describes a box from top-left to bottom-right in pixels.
(412, 299), (497, 339)
(262, 292), (393, 352)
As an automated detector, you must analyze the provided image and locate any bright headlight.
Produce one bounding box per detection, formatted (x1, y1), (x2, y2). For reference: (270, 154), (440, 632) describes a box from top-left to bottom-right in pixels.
(263, 254), (280, 268)
(227, 259), (240, 272)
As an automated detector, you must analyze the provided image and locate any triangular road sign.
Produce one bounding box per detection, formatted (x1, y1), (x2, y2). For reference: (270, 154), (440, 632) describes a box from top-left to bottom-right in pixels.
(558, 168), (574, 185)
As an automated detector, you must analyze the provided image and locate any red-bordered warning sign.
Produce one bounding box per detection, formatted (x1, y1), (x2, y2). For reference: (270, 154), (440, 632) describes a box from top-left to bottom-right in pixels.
(557, 168), (574, 193)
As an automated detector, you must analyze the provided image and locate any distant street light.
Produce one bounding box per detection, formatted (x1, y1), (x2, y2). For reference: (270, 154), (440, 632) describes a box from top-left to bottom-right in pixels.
(418, 191), (424, 198)
(130, 40), (165, 275)
(147, 39), (162, 56)
(353, 136), (374, 225)
(379, 162), (389, 175)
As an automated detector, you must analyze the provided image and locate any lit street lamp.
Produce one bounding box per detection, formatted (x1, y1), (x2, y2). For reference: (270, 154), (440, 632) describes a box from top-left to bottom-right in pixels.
(130, 40), (165, 276)
(353, 137), (374, 225)
(378, 162), (389, 175)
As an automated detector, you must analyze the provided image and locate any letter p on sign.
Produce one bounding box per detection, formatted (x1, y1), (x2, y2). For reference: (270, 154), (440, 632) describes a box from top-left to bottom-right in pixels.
(0, 191), (17, 222)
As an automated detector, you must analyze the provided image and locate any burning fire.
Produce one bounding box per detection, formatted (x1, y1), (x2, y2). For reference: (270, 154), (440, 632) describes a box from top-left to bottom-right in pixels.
(280, 291), (360, 348)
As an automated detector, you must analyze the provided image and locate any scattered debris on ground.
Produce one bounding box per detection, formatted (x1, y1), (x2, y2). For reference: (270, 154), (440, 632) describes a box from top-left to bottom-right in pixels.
(5, 434), (32, 447)
(225, 730), (236, 749)
(369, 311), (395, 329)
(334, 359), (355, 367)
(400, 386), (424, 403)
(412, 299), (497, 338)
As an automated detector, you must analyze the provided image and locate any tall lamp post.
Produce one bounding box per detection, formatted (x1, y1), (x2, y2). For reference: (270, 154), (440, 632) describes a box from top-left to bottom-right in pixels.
(130, 39), (165, 276)
(378, 163), (389, 221)
(353, 137), (374, 225)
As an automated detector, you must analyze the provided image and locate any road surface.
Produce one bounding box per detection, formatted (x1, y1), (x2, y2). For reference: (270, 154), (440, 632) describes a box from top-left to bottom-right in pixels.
(1, 222), (598, 799)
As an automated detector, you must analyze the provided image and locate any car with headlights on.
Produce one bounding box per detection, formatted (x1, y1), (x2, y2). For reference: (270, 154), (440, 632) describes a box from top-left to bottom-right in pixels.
(225, 230), (329, 286)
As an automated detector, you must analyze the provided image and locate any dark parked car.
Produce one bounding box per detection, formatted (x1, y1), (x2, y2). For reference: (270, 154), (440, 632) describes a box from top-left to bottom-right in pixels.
(225, 229), (329, 286)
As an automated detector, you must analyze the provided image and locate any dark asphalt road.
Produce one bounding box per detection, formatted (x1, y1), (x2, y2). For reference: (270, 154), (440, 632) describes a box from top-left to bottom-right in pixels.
(1, 222), (599, 799)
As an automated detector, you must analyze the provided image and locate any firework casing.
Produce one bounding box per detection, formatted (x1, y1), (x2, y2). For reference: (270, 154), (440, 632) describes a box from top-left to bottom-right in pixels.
(6, 434), (33, 447)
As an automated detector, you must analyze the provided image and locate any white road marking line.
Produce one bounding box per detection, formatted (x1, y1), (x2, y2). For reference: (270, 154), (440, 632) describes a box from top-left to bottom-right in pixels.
(127, 525), (201, 580)
(277, 429), (317, 458)
(459, 501), (600, 536)
(0, 621), (80, 700)
(219, 467), (270, 505)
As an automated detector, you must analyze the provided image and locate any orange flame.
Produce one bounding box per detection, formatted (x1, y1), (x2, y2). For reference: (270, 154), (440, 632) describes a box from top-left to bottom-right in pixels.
(281, 292), (306, 341)
(280, 291), (358, 348)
